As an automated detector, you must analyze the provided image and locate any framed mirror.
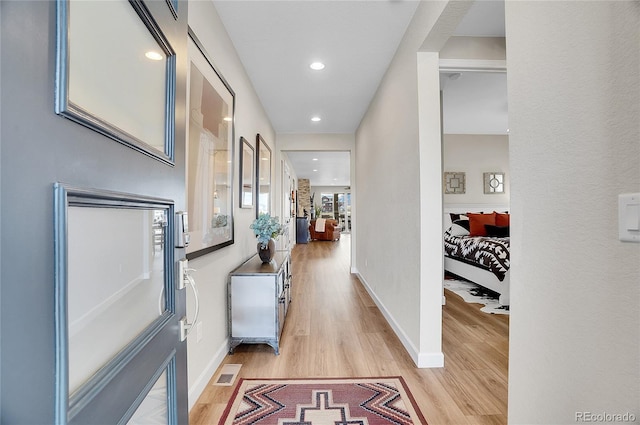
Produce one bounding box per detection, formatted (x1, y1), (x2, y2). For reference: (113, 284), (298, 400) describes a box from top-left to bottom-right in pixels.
(185, 29), (235, 259)
(55, 0), (176, 164)
(256, 134), (271, 217)
(484, 172), (505, 194)
(239, 137), (255, 208)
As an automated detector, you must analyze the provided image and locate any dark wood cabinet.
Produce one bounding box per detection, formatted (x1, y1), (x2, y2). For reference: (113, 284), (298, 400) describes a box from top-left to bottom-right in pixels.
(296, 217), (310, 244)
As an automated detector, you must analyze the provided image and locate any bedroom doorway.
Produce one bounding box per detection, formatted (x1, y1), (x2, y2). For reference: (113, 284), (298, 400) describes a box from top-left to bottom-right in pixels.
(439, 68), (509, 307)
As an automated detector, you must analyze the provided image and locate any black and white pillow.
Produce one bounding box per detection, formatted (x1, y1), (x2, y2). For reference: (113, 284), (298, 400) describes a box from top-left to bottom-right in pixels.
(449, 213), (468, 223)
(449, 219), (470, 236)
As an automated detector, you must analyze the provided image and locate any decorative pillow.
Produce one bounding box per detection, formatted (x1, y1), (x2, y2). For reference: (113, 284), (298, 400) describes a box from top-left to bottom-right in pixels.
(449, 213), (468, 222)
(495, 212), (510, 227)
(484, 224), (510, 237)
(453, 218), (470, 231)
(449, 220), (470, 236)
(467, 212), (496, 236)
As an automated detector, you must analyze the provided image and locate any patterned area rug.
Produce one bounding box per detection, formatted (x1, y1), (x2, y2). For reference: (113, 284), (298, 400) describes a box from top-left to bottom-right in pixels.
(444, 279), (509, 315)
(219, 377), (426, 424)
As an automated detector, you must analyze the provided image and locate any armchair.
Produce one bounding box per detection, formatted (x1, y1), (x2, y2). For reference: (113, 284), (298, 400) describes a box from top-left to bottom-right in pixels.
(309, 219), (341, 241)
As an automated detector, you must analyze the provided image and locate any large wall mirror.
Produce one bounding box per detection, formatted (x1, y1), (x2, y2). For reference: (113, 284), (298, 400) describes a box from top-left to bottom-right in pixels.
(55, 0), (176, 164)
(256, 134), (271, 217)
(185, 30), (235, 259)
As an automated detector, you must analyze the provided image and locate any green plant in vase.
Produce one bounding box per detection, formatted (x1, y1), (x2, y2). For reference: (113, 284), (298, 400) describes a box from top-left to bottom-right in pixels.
(250, 214), (283, 262)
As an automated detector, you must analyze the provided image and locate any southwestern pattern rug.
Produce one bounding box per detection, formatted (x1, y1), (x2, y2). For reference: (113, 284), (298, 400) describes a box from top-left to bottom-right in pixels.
(219, 377), (427, 425)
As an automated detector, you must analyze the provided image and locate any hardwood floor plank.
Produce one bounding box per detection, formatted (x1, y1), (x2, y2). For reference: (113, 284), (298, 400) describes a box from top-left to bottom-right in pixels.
(189, 235), (509, 424)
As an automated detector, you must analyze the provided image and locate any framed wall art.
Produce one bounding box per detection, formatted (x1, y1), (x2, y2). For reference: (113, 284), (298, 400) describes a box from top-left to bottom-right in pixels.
(239, 137), (255, 208)
(444, 171), (466, 194)
(185, 29), (235, 259)
(55, 0), (176, 164)
(256, 134), (272, 217)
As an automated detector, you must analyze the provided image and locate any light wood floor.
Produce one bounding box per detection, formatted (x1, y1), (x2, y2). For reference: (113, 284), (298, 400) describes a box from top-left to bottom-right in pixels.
(189, 235), (509, 424)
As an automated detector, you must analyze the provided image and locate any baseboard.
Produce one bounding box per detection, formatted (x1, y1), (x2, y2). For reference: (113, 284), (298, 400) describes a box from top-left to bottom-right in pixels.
(417, 351), (445, 368)
(354, 273), (443, 369)
(188, 338), (229, 410)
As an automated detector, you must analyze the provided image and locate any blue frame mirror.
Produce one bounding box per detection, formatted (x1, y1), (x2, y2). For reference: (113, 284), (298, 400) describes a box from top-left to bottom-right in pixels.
(55, 0), (176, 164)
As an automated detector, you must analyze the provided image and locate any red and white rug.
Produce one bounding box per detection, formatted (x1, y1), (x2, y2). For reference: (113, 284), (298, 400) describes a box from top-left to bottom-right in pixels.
(219, 377), (426, 424)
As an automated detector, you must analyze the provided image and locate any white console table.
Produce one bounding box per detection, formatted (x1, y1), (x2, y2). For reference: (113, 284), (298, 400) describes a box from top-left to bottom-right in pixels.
(228, 251), (291, 355)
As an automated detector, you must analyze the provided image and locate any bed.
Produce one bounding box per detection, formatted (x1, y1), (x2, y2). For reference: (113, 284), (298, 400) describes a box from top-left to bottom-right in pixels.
(443, 208), (510, 306)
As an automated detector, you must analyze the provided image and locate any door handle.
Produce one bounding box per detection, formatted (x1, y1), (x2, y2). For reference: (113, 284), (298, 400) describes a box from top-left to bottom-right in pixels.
(178, 260), (200, 342)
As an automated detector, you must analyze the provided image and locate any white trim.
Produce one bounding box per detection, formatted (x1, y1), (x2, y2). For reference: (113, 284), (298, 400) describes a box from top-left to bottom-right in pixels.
(188, 338), (229, 410)
(355, 273), (444, 368)
(439, 58), (507, 73)
(417, 351), (445, 368)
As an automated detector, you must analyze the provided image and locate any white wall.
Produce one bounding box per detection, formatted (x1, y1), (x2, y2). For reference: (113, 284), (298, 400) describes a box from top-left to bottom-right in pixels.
(355, 1), (459, 367)
(443, 134), (509, 206)
(440, 36), (506, 61)
(186, 1), (276, 408)
(506, 1), (640, 423)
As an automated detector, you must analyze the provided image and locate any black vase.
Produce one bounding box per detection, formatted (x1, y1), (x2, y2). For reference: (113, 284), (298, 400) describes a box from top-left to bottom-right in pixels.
(257, 239), (275, 263)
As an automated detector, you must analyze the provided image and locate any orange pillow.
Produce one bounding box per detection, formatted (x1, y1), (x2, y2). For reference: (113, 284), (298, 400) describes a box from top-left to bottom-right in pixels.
(467, 212), (497, 236)
(495, 212), (510, 227)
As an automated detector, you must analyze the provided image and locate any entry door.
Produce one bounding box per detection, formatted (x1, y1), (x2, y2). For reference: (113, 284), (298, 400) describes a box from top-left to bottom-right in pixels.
(51, 0), (189, 423)
(1, 0), (189, 422)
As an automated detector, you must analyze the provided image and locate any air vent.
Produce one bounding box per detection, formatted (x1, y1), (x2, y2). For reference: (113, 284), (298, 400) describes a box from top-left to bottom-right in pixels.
(213, 364), (242, 386)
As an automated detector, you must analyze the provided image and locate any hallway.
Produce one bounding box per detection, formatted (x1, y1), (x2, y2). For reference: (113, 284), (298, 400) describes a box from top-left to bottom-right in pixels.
(190, 236), (508, 424)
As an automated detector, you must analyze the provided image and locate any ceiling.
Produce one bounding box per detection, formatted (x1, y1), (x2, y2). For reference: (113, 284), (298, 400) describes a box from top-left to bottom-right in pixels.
(214, 0), (421, 134)
(213, 0), (506, 185)
(285, 151), (351, 187)
(441, 71), (508, 135)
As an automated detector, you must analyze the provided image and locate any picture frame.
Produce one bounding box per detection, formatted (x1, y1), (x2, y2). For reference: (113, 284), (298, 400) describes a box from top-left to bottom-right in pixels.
(55, 0), (176, 165)
(239, 137), (255, 208)
(185, 29), (235, 259)
(165, 0), (178, 19)
(444, 172), (466, 194)
(256, 134), (272, 217)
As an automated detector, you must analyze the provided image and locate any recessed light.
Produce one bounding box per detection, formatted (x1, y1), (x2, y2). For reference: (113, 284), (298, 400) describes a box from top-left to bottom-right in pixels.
(145, 51), (164, 61)
(313, 169), (318, 172)
(312, 158), (318, 161)
(311, 116), (321, 122)
(310, 62), (325, 71)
